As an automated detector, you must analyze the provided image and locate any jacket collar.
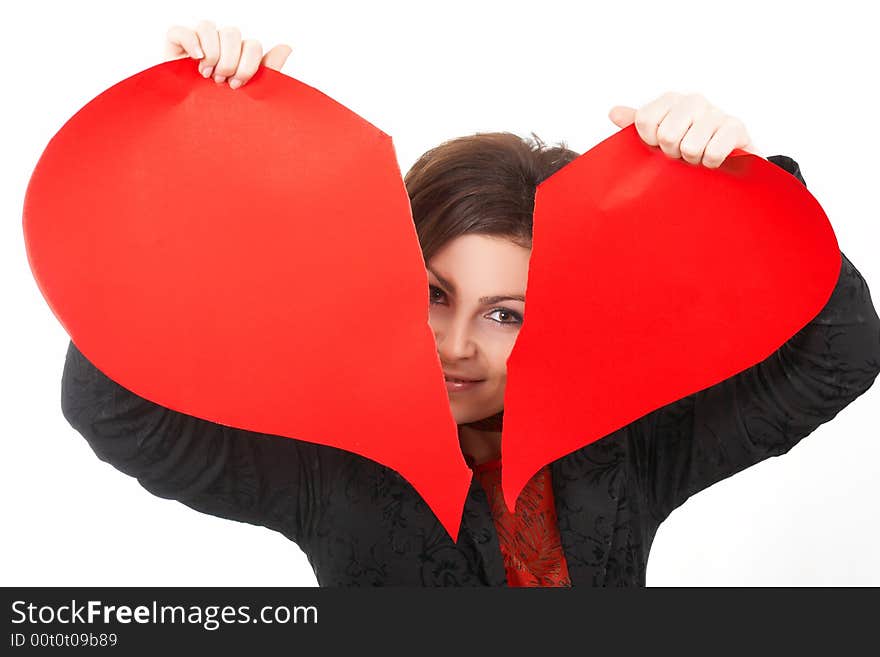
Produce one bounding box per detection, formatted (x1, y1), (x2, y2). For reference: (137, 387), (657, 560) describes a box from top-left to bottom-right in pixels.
(459, 473), (509, 586)
(459, 430), (626, 587)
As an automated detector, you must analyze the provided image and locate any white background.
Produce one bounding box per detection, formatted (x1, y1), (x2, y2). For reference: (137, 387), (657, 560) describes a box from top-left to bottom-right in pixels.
(3, 0), (878, 586)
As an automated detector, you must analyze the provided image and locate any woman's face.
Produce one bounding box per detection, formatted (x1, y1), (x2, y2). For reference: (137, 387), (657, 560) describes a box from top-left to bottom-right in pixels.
(426, 233), (530, 425)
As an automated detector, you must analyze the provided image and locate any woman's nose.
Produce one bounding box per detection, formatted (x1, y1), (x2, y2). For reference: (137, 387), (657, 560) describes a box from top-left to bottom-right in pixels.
(435, 319), (476, 360)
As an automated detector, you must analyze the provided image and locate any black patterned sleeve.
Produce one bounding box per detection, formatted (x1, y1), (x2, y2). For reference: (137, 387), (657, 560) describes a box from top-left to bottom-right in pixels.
(60, 340), (337, 543)
(630, 156), (880, 523)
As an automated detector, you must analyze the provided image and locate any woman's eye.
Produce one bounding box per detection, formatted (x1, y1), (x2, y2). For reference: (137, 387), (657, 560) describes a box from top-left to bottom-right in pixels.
(428, 285), (446, 304)
(486, 308), (523, 326)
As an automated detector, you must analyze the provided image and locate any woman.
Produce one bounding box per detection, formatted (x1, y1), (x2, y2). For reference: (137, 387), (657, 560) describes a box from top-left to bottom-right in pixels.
(61, 21), (880, 586)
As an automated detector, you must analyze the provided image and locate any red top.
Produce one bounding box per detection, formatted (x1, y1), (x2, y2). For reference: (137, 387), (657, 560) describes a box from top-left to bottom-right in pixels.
(467, 456), (572, 587)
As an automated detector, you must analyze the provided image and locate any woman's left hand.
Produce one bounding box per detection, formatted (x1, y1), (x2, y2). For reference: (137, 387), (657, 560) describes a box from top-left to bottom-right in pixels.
(608, 92), (760, 168)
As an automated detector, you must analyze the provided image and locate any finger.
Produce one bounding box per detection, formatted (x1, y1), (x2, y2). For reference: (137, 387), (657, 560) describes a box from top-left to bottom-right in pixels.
(214, 26), (242, 83)
(633, 92), (681, 147)
(655, 94), (710, 159)
(229, 39), (263, 88)
(608, 105), (636, 129)
(742, 140), (762, 157)
(730, 121), (758, 156)
(164, 26), (204, 61)
(261, 44), (292, 72)
(702, 118), (743, 168)
(195, 20), (220, 79)
(678, 108), (725, 165)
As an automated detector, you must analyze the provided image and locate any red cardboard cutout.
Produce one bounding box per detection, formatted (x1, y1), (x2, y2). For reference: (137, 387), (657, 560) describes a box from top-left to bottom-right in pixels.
(501, 130), (840, 512)
(23, 59), (841, 541)
(23, 59), (470, 541)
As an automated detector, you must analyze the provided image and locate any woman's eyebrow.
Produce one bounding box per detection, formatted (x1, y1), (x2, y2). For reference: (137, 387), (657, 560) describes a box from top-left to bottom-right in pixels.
(426, 267), (456, 294)
(480, 294), (526, 304)
(427, 267), (525, 305)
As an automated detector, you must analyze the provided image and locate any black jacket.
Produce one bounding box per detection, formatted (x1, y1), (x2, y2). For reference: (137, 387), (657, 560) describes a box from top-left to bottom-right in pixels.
(59, 155), (880, 586)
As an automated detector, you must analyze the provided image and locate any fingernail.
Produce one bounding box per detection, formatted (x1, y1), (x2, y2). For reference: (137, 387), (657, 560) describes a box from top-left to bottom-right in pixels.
(214, 74), (226, 84)
(194, 47), (204, 59)
(202, 66), (213, 79)
(229, 79), (242, 90)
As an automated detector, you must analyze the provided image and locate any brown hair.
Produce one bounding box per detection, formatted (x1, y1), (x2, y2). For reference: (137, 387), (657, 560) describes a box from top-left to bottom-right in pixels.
(404, 132), (580, 264)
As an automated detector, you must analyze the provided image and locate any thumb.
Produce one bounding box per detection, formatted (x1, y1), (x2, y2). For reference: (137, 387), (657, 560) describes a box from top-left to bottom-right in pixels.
(608, 105), (636, 129)
(261, 44), (293, 72)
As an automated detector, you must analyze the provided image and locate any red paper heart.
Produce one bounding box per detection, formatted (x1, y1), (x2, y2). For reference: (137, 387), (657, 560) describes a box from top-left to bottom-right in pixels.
(501, 129), (840, 510)
(23, 59), (470, 540)
(24, 59), (841, 541)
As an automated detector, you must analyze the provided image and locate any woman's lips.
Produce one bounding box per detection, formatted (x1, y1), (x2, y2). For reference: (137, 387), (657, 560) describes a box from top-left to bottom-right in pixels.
(445, 377), (484, 392)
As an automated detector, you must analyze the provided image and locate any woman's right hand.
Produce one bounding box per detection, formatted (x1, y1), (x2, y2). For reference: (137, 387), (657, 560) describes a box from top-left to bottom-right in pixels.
(164, 20), (292, 90)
